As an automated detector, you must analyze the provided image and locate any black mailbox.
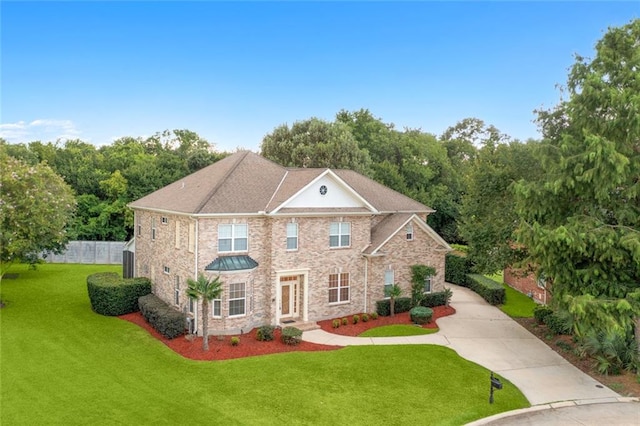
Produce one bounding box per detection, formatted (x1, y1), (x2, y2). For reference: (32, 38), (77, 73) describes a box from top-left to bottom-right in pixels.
(491, 376), (503, 390)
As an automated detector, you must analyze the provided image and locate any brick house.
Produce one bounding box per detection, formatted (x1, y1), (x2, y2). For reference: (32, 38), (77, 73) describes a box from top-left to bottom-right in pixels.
(504, 267), (550, 305)
(128, 151), (451, 335)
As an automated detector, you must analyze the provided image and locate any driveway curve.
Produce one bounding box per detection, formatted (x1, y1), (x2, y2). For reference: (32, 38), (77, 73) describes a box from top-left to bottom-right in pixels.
(302, 284), (620, 406)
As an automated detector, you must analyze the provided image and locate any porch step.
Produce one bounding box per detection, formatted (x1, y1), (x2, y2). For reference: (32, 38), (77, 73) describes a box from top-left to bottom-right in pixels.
(280, 320), (320, 332)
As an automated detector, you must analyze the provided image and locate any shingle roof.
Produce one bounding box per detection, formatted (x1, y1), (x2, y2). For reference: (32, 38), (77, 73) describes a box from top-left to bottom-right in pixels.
(128, 151), (434, 215)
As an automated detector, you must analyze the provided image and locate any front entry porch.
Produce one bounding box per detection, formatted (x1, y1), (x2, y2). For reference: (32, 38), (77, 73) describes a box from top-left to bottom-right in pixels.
(275, 269), (310, 328)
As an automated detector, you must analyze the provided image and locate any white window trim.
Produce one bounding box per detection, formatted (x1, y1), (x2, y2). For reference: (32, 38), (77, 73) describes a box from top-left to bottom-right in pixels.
(329, 272), (350, 304)
(151, 217), (156, 241)
(406, 224), (414, 241)
(163, 266), (170, 275)
(211, 299), (222, 318)
(161, 216), (168, 225)
(286, 222), (298, 251)
(384, 269), (394, 299)
(218, 223), (249, 253)
(228, 282), (246, 317)
(174, 278), (180, 306)
(329, 222), (351, 248)
(423, 276), (432, 294)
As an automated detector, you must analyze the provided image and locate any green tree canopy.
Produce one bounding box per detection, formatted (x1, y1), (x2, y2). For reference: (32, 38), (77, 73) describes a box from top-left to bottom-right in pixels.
(514, 20), (640, 336)
(0, 150), (76, 272)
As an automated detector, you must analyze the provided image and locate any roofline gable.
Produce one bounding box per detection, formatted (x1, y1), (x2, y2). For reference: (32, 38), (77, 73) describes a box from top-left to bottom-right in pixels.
(270, 169), (378, 214)
(369, 213), (452, 255)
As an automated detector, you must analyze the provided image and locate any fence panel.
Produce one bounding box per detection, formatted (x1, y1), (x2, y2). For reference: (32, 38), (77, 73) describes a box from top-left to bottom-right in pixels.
(42, 241), (125, 265)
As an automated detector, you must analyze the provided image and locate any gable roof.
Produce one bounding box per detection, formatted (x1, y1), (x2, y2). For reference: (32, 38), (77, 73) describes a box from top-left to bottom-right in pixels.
(364, 213), (452, 255)
(129, 151), (435, 216)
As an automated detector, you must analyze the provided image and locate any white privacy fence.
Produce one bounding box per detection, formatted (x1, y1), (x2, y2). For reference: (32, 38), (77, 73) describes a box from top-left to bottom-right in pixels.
(42, 241), (125, 265)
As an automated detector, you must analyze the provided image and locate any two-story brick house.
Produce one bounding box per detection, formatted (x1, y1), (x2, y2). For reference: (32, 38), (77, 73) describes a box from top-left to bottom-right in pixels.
(128, 151), (451, 335)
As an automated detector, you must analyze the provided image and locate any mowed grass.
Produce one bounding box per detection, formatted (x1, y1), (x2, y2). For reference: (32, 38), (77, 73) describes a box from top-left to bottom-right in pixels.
(1, 264), (529, 425)
(359, 324), (439, 337)
(486, 273), (537, 318)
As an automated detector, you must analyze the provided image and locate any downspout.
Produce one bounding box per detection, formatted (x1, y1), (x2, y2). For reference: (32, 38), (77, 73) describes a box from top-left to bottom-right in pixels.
(193, 217), (199, 333)
(363, 256), (368, 314)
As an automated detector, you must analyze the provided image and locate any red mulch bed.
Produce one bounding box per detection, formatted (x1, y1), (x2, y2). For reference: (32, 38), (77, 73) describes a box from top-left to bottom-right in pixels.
(317, 306), (456, 336)
(119, 312), (342, 361)
(119, 305), (456, 361)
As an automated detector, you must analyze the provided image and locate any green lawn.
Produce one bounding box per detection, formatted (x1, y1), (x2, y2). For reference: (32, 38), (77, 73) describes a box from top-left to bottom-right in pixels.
(1, 264), (528, 425)
(359, 324), (439, 337)
(486, 273), (537, 318)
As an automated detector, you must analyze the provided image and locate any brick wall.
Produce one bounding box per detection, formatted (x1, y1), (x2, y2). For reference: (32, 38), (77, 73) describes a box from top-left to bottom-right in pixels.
(504, 267), (550, 304)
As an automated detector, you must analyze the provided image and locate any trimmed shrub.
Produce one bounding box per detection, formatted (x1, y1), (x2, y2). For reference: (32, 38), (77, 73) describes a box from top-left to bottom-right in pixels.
(256, 325), (275, 341)
(342, 318), (348, 326)
(466, 274), (506, 305)
(353, 314), (360, 324)
(332, 319), (340, 329)
(361, 313), (369, 322)
(230, 337), (240, 346)
(420, 291), (448, 308)
(87, 272), (152, 316)
(445, 253), (473, 286)
(410, 306), (433, 325)
(375, 297), (412, 316)
(371, 312), (378, 320)
(281, 326), (302, 345)
(138, 293), (185, 339)
(533, 305), (553, 325)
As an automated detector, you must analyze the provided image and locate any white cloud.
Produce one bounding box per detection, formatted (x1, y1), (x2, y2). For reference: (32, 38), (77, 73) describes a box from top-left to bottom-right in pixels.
(0, 119), (82, 143)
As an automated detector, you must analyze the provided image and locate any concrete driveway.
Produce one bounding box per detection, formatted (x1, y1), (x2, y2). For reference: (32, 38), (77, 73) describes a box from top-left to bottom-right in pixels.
(303, 284), (620, 406)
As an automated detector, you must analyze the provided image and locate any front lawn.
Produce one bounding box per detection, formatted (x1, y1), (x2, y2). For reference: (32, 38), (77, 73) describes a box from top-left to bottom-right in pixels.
(359, 324), (439, 337)
(1, 264), (528, 425)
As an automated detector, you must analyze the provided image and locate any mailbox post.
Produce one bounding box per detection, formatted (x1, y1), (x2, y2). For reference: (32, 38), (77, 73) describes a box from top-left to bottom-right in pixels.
(489, 372), (502, 404)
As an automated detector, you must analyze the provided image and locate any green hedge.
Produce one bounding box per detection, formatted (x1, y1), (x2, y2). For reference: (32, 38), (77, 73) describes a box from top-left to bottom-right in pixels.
(281, 326), (302, 345)
(410, 306), (433, 325)
(445, 253), (473, 286)
(420, 291), (449, 308)
(466, 274), (506, 305)
(138, 294), (185, 339)
(375, 297), (412, 316)
(87, 272), (152, 316)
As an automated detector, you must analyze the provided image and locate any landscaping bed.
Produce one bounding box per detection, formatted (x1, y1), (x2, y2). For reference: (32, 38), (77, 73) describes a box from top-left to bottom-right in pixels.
(317, 305), (456, 336)
(120, 312), (341, 360)
(515, 317), (640, 397)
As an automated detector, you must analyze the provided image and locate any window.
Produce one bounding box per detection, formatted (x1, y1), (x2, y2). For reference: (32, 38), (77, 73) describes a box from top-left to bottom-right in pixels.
(537, 274), (547, 289)
(188, 223), (195, 253)
(218, 224), (248, 252)
(424, 276), (432, 294)
(137, 217), (142, 237)
(384, 269), (394, 297)
(329, 273), (350, 303)
(161, 216), (168, 225)
(228, 282), (246, 316)
(175, 222), (181, 249)
(174, 277), (180, 306)
(151, 217), (156, 240)
(406, 224), (414, 241)
(188, 297), (195, 314)
(329, 222), (350, 248)
(212, 299), (221, 318)
(163, 266), (170, 274)
(286, 223), (298, 250)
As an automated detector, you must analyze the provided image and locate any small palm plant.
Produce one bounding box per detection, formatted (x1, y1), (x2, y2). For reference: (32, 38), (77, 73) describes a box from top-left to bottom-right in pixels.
(388, 284), (402, 317)
(187, 273), (223, 351)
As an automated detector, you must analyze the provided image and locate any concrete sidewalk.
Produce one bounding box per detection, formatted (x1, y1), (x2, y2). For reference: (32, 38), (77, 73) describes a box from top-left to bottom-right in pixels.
(302, 284), (627, 408)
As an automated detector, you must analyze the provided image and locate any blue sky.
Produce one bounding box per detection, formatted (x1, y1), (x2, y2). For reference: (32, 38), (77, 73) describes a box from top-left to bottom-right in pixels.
(2, 2), (638, 152)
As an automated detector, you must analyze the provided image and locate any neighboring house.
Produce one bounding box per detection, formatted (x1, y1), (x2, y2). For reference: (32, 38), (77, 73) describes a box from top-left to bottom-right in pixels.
(504, 267), (550, 305)
(128, 151), (452, 336)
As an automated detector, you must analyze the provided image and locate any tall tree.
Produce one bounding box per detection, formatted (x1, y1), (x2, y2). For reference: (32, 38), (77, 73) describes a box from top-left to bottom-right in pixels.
(186, 274), (223, 351)
(514, 20), (640, 338)
(260, 118), (371, 174)
(0, 150), (76, 273)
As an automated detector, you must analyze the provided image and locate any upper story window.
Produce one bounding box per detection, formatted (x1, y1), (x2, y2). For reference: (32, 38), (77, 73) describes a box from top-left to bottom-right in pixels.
(161, 216), (168, 225)
(188, 223), (195, 253)
(137, 217), (142, 237)
(329, 222), (350, 248)
(406, 224), (414, 241)
(286, 223), (298, 251)
(218, 223), (248, 252)
(151, 217), (157, 240)
(163, 266), (170, 274)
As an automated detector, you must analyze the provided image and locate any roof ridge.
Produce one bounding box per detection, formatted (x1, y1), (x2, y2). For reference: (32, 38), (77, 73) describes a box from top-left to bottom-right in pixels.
(194, 151), (249, 213)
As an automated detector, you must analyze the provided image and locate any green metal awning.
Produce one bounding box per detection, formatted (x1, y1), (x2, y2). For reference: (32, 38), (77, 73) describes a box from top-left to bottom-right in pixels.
(204, 255), (259, 272)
